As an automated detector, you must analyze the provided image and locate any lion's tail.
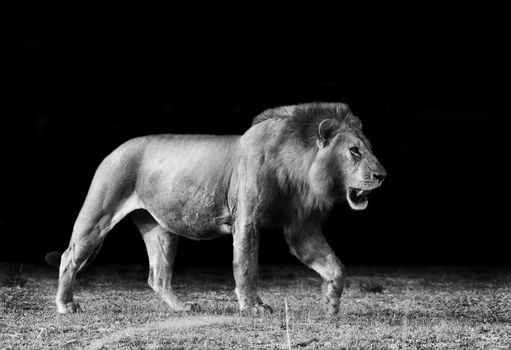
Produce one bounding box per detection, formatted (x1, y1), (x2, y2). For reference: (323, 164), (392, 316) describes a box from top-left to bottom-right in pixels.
(44, 239), (104, 271)
(44, 251), (61, 268)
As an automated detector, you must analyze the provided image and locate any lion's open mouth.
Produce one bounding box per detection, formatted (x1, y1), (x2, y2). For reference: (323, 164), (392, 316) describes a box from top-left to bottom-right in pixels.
(347, 187), (370, 210)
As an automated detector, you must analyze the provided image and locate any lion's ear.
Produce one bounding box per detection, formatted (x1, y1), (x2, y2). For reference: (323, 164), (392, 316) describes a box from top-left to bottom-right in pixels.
(317, 119), (339, 148)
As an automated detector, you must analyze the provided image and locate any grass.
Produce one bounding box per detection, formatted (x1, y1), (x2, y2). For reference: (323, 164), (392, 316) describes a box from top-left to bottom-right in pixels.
(1, 264), (511, 349)
(2, 264), (27, 287)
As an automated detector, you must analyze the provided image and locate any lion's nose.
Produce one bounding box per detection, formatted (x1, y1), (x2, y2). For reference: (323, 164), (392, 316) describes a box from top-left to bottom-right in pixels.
(372, 173), (386, 183)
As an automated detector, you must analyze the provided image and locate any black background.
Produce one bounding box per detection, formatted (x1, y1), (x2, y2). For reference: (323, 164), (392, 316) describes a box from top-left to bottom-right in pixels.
(0, 5), (507, 267)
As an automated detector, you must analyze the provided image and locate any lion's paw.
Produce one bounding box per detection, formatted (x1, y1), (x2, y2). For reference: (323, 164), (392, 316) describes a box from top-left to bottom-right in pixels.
(182, 302), (201, 312)
(242, 303), (273, 315)
(322, 296), (340, 316)
(171, 302), (201, 313)
(326, 303), (339, 315)
(254, 303), (273, 315)
(57, 301), (82, 314)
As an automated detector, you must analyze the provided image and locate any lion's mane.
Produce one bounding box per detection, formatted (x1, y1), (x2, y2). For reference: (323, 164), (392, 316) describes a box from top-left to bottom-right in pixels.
(252, 102), (362, 147)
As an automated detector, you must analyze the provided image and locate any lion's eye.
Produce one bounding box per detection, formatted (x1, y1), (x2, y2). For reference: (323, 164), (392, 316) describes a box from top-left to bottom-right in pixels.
(350, 147), (361, 157)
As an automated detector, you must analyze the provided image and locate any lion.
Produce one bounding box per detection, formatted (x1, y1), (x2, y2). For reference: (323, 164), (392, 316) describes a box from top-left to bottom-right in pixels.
(53, 102), (386, 315)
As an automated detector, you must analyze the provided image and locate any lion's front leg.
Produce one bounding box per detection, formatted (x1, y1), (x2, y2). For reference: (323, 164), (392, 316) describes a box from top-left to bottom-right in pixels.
(232, 220), (273, 314)
(285, 226), (346, 315)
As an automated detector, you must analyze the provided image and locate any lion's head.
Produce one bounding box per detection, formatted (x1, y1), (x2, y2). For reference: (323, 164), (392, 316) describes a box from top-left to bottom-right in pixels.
(314, 114), (386, 210)
(253, 102), (386, 211)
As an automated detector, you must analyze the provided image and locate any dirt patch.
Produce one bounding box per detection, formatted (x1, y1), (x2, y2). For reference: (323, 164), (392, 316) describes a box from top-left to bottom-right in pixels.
(87, 316), (234, 349)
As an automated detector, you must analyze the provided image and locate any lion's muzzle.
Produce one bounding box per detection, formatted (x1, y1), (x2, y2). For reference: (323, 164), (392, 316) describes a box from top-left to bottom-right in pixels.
(371, 170), (386, 186)
(346, 163), (386, 211)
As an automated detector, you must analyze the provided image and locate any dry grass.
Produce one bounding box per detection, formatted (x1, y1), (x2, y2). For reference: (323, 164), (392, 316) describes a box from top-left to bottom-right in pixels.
(2, 264), (27, 288)
(1, 264), (511, 349)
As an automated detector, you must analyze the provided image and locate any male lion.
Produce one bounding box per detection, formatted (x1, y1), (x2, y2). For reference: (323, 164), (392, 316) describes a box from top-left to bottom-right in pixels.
(54, 102), (386, 315)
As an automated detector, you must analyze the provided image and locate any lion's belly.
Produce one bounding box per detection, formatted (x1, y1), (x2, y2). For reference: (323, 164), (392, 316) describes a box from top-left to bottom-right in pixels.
(149, 195), (233, 240)
(136, 135), (237, 239)
(139, 176), (234, 239)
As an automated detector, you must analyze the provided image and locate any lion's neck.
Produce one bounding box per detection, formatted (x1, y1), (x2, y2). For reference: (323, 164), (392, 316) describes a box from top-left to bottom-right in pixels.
(275, 147), (334, 220)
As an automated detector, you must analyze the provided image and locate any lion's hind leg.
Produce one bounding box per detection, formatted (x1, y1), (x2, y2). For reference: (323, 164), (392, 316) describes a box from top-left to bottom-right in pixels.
(56, 155), (141, 314)
(56, 196), (139, 314)
(131, 210), (198, 312)
(56, 208), (133, 314)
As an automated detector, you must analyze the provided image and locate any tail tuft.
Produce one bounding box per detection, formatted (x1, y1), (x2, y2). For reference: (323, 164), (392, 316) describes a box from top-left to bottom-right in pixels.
(45, 251), (61, 268)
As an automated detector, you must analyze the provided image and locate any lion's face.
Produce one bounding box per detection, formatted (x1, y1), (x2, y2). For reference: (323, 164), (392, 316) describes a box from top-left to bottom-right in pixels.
(313, 119), (386, 210)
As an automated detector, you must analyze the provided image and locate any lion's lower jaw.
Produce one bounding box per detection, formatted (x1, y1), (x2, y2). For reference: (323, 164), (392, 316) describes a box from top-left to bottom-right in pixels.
(346, 194), (368, 211)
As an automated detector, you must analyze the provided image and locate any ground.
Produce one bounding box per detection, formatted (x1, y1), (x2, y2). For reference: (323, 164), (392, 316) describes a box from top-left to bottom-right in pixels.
(1, 264), (511, 349)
